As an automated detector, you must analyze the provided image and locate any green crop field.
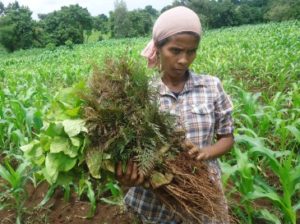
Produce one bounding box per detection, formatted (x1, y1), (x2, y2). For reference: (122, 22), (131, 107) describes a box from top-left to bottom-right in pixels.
(0, 21), (299, 223)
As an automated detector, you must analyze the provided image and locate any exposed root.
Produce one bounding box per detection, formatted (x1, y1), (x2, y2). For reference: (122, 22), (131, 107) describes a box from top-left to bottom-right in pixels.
(155, 152), (228, 223)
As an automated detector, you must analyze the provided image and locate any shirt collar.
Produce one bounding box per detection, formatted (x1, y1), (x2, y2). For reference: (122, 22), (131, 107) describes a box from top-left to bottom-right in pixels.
(156, 70), (207, 96)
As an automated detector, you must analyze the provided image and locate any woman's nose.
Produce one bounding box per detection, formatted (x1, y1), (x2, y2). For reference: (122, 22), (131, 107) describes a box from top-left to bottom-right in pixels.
(178, 54), (189, 65)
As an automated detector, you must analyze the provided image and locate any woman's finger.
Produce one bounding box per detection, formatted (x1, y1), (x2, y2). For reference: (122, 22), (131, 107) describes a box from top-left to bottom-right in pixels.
(196, 150), (210, 161)
(196, 152), (205, 161)
(136, 171), (145, 185)
(116, 161), (123, 177)
(130, 162), (138, 181)
(184, 140), (194, 149)
(188, 146), (199, 157)
(125, 160), (133, 180)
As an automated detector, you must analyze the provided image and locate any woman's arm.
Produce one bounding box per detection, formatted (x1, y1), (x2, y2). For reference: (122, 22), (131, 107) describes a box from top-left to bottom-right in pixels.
(187, 133), (234, 161)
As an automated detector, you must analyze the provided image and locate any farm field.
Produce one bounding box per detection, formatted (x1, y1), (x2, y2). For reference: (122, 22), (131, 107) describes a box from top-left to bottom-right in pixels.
(0, 20), (300, 223)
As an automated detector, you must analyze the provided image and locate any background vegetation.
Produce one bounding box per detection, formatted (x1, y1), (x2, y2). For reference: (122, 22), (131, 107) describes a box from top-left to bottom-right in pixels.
(0, 20), (299, 223)
(0, 0), (299, 223)
(0, 0), (300, 52)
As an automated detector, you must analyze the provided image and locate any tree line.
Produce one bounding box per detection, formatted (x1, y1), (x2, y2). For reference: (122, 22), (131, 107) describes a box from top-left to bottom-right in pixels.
(0, 0), (299, 52)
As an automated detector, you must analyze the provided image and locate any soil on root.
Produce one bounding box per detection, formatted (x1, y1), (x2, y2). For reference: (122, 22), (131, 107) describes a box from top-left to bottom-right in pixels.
(0, 181), (140, 224)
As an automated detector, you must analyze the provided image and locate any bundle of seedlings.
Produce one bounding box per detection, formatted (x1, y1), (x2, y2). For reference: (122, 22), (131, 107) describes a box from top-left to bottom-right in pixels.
(82, 56), (227, 223)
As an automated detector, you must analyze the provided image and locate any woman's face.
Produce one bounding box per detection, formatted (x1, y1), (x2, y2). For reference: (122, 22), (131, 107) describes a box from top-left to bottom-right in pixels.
(158, 33), (199, 79)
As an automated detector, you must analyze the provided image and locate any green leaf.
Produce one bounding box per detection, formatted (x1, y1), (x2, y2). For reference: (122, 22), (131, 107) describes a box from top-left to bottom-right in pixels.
(85, 180), (96, 218)
(256, 209), (281, 224)
(65, 107), (81, 117)
(219, 161), (238, 186)
(249, 146), (284, 176)
(100, 197), (122, 206)
(150, 171), (173, 189)
(40, 134), (52, 152)
(105, 182), (122, 197)
(85, 148), (103, 179)
(50, 137), (78, 158)
(247, 186), (285, 209)
(235, 134), (265, 148)
(55, 85), (84, 109)
(64, 146), (79, 158)
(43, 164), (58, 184)
(38, 184), (57, 207)
(0, 164), (12, 185)
(102, 160), (115, 173)
(293, 202), (300, 212)
(44, 122), (64, 137)
(45, 153), (77, 183)
(11, 129), (25, 145)
(20, 140), (39, 153)
(62, 119), (87, 137)
(50, 137), (70, 154)
(70, 137), (81, 147)
(286, 125), (300, 143)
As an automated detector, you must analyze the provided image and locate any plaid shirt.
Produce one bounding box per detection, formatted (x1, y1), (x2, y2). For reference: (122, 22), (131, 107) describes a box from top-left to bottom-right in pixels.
(125, 71), (234, 224)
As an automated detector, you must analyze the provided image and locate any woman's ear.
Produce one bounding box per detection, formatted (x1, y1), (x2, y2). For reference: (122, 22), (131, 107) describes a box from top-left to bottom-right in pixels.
(156, 49), (160, 58)
(156, 52), (162, 72)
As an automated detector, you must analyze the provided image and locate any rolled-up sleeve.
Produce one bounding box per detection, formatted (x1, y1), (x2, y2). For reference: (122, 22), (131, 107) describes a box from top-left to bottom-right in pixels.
(213, 78), (234, 135)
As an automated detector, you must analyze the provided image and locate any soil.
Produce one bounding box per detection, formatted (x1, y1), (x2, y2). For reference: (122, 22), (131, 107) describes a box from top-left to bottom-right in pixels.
(0, 181), (141, 224)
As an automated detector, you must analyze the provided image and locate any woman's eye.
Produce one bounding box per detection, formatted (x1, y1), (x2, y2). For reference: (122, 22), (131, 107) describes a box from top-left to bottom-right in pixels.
(170, 48), (181, 54)
(187, 49), (197, 55)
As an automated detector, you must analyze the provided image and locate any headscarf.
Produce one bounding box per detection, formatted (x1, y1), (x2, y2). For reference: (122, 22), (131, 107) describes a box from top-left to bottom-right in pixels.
(141, 6), (202, 68)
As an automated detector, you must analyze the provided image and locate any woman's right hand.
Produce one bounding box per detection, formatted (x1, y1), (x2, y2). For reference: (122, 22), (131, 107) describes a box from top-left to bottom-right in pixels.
(116, 160), (145, 187)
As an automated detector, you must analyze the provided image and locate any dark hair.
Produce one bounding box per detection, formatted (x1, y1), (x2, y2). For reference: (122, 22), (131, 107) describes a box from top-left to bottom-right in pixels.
(155, 31), (200, 49)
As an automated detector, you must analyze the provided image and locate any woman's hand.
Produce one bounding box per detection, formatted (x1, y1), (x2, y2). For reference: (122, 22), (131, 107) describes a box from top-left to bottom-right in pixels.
(185, 141), (211, 161)
(116, 160), (145, 187)
(184, 134), (234, 161)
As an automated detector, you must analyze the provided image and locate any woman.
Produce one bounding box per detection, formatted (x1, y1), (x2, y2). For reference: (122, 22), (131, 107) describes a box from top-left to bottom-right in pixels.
(117, 6), (234, 224)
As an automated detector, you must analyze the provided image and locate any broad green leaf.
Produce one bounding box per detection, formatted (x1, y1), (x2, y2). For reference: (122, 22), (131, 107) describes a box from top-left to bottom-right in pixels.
(65, 106), (81, 117)
(56, 173), (73, 187)
(44, 122), (64, 137)
(20, 140), (39, 153)
(70, 137), (81, 147)
(55, 84), (85, 109)
(43, 162), (58, 184)
(22, 142), (44, 165)
(45, 153), (77, 183)
(50, 137), (70, 154)
(85, 148), (103, 179)
(40, 134), (52, 152)
(64, 145), (79, 158)
(62, 119), (87, 137)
